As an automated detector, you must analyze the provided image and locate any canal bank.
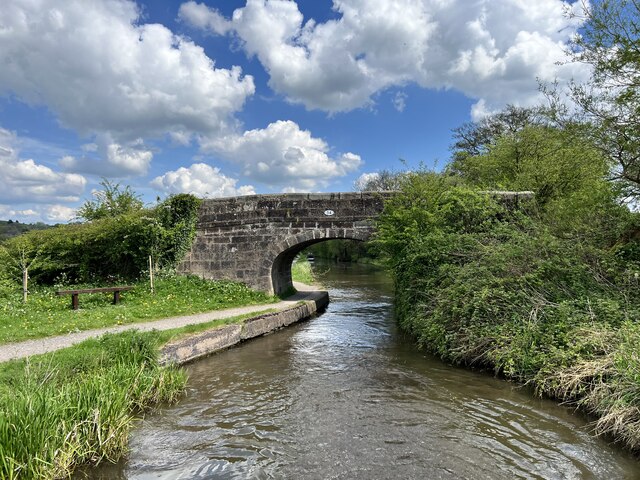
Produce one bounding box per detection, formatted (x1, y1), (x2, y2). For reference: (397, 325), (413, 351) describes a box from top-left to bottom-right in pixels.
(0, 283), (326, 363)
(0, 284), (327, 480)
(79, 263), (640, 480)
(160, 290), (329, 365)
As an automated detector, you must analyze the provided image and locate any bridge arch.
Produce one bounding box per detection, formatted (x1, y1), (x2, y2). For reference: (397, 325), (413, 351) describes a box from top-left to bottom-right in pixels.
(269, 228), (372, 295)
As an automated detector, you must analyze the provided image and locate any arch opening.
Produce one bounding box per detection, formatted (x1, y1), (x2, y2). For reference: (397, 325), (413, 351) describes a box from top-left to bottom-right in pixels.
(271, 236), (366, 296)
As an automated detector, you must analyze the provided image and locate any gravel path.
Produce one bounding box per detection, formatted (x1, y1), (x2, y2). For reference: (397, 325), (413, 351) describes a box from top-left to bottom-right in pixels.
(0, 283), (323, 363)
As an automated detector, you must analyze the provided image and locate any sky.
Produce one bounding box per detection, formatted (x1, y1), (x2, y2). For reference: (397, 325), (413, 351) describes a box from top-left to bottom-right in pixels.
(0, 0), (592, 223)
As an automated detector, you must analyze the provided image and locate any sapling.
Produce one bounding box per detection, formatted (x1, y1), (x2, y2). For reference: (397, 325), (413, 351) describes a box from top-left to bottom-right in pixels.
(0, 239), (41, 303)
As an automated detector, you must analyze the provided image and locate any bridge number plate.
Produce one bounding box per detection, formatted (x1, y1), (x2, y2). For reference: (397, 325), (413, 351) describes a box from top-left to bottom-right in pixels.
(324, 209), (335, 216)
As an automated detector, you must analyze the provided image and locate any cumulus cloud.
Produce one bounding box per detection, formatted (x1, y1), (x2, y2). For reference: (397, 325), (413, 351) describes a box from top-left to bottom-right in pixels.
(60, 136), (153, 177)
(0, 0), (255, 171)
(353, 172), (380, 191)
(44, 205), (77, 222)
(200, 120), (362, 190)
(181, 0), (590, 115)
(0, 128), (86, 204)
(178, 1), (231, 35)
(151, 163), (255, 198)
(0, 0), (366, 192)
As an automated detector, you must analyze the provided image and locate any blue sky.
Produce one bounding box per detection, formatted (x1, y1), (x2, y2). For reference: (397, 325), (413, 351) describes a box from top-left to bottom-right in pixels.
(0, 0), (590, 222)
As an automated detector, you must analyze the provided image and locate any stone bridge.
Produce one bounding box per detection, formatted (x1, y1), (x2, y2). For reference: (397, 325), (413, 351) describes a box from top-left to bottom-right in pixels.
(177, 191), (533, 296)
(177, 192), (392, 295)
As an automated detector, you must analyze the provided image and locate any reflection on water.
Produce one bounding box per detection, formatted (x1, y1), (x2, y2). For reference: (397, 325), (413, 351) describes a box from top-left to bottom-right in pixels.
(78, 262), (640, 479)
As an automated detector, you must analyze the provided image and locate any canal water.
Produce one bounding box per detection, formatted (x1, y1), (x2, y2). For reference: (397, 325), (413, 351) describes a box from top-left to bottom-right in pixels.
(80, 263), (640, 479)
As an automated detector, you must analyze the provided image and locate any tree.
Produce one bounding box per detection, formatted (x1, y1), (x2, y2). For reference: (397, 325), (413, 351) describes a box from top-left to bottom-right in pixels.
(454, 124), (607, 197)
(568, 0), (640, 192)
(448, 106), (631, 243)
(449, 105), (542, 162)
(353, 169), (408, 191)
(0, 238), (42, 302)
(77, 179), (144, 221)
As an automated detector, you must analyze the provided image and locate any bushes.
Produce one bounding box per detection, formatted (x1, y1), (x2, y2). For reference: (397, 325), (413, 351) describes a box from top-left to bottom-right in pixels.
(155, 194), (202, 268)
(0, 194), (201, 285)
(375, 168), (640, 449)
(374, 108), (640, 449)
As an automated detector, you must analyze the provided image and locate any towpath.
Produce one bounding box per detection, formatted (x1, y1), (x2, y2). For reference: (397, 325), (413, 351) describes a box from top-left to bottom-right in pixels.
(0, 284), (323, 363)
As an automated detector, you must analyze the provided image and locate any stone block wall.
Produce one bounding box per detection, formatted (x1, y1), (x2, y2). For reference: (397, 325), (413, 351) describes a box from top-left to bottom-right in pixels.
(177, 192), (391, 295)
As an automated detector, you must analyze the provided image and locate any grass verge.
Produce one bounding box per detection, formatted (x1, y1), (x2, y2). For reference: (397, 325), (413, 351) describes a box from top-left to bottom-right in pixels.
(0, 274), (277, 344)
(154, 308), (279, 345)
(0, 305), (283, 479)
(0, 330), (187, 479)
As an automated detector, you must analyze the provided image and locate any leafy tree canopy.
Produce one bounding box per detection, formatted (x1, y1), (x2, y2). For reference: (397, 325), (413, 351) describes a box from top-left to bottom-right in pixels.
(77, 179), (144, 221)
(449, 110), (632, 243)
(568, 0), (640, 191)
(450, 105), (543, 162)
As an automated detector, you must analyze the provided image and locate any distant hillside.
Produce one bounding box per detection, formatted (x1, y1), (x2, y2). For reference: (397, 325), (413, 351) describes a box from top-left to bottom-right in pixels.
(0, 220), (52, 242)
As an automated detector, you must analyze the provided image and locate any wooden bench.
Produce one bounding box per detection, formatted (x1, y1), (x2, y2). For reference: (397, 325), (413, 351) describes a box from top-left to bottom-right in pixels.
(56, 286), (134, 310)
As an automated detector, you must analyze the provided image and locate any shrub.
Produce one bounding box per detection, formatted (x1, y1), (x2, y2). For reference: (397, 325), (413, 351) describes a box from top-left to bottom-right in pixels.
(374, 168), (640, 449)
(0, 195), (201, 285)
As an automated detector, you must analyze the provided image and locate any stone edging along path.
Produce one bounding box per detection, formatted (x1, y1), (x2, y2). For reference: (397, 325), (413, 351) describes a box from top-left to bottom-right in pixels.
(0, 283), (329, 364)
(161, 291), (329, 365)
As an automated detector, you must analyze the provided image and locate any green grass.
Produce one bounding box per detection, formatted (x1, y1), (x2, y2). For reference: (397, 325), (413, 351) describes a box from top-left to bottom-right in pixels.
(291, 257), (316, 285)
(0, 274), (277, 344)
(0, 330), (187, 479)
(0, 302), (285, 479)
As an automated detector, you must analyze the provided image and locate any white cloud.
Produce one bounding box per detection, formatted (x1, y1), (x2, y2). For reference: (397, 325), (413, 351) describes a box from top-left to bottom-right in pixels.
(44, 205), (77, 222)
(14, 209), (38, 217)
(181, 0), (591, 114)
(0, 0), (255, 171)
(60, 136), (153, 177)
(392, 92), (408, 112)
(354, 172), (380, 191)
(1, 0), (366, 191)
(0, 204), (75, 223)
(200, 120), (362, 190)
(151, 163), (255, 198)
(469, 99), (496, 121)
(178, 1), (231, 35)
(0, 128), (87, 204)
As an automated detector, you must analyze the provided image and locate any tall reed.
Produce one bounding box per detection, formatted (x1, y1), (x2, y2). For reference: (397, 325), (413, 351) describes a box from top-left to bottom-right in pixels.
(0, 331), (186, 479)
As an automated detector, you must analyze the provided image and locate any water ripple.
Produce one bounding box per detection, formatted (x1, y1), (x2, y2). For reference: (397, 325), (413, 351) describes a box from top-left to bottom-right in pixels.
(77, 264), (640, 480)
